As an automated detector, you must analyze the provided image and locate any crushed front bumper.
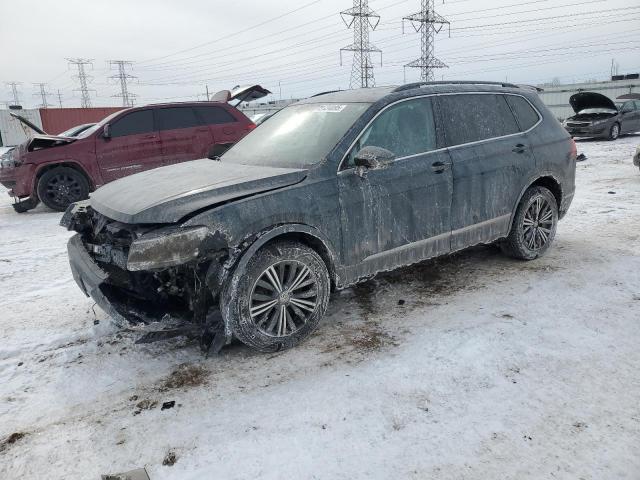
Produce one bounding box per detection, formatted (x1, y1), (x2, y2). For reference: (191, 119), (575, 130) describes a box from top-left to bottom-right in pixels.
(68, 234), (131, 328)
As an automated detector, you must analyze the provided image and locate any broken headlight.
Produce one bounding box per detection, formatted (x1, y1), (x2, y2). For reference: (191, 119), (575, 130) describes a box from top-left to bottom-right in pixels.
(0, 148), (19, 168)
(127, 226), (211, 271)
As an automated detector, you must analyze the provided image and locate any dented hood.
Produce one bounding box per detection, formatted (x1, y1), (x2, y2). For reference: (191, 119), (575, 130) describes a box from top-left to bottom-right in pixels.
(90, 159), (307, 224)
(569, 92), (617, 113)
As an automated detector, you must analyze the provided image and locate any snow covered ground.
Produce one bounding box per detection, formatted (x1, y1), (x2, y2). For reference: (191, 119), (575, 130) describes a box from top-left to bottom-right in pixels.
(1, 136), (639, 480)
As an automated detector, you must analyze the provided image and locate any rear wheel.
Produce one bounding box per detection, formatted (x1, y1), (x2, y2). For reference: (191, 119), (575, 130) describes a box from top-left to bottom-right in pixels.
(608, 123), (620, 141)
(221, 241), (330, 352)
(37, 167), (89, 211)
(501, 186), (558, 260)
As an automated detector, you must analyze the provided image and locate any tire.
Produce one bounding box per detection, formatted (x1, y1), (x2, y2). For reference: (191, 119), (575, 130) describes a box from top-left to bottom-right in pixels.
(501, 186), (559, 261)
(608, 123), (620, 141)
(37, 167), (90, 212)
(221, 240), (331, 352)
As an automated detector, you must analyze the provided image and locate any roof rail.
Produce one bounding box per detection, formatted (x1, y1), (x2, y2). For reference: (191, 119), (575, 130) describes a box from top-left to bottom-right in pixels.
(392, 80), (519, 93)
(311, 89), (343, 98)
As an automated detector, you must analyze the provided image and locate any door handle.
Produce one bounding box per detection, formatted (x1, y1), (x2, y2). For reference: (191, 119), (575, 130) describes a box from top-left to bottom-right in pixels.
(431, 161), (447, 173)
(512, 143), (527, 154)
(141, 134), (156, 139)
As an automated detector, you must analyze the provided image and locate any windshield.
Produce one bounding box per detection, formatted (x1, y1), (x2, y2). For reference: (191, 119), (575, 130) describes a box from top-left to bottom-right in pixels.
(75, 110), (124, 138)
(59, 124), (94, 137)
(222, 103), (370, 168)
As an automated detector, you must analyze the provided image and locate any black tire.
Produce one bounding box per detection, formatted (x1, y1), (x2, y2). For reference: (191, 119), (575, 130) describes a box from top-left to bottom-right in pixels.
(608, 123), (620, 141)
(12, 197), (39, 213)
(37, 167), (89, 212)
(501, 186), (558, 261)
(221, 241), (331, 353)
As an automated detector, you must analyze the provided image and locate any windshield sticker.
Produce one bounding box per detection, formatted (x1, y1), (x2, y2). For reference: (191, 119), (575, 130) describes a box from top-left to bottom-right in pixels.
(313, 104), (347, 113)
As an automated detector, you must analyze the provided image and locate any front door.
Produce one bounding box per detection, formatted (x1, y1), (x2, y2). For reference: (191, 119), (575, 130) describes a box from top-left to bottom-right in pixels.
(96, 109), (162, 183)
(435, 93), (538, 250)
(620, 101), (640, 134)
(337, 96), (452, 271)
(157, 106), (214, 165)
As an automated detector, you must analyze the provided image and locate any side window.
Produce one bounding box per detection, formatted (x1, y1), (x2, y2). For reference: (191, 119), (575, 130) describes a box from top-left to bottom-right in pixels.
(621, 101), (634, 112)
(346, 97), (437, 168)
(438, 94), (519, 147)
(505, 95), (540, 131)
(157, 107), (200, 131)
(110, 110), (154, 137)
(634, 101), (640, 110)
(194, 106), (236, 125)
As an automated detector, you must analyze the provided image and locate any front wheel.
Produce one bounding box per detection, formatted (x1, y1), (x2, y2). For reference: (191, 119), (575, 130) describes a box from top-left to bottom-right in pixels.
(501, 186), (559, 260)
(37, 167), (89, 212)
(221, 241), (331, 352)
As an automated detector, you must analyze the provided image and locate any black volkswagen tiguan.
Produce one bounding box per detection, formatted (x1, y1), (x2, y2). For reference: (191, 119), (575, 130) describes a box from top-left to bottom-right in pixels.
(62, 81), (577, 353)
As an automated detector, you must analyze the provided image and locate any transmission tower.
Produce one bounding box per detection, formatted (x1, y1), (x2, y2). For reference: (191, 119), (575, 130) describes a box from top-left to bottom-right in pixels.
(33, 83), (52, 108)
(340, 0), (382, 89)
(67, 58), (95, 108)
(109, 60), (137, 107)
(5, 82), (22, 106)
(403, 0), (450, 81)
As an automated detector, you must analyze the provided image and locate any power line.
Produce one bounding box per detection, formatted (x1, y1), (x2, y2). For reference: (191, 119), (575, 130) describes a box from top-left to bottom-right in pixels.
(109, 60), (137, 107)
(138, 0), (325, 64)
(67, 58), (95, 108)
(33, 83), (52, 108)
(402, 0), (450, 81)
(340, 0), (383, 88)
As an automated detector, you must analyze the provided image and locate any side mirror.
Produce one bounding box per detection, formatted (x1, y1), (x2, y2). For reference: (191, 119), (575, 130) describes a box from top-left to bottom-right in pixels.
(102, 124), (111, 139)
(353, 145), (396, 170)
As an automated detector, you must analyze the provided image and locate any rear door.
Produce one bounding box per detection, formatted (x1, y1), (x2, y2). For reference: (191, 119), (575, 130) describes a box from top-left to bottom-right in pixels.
(193, 105), (245, 153)
(338, 96), (452, 266)
(157, 106), (214, 165)
(436, 93), (537, 250)
(95, 109), (161, 182)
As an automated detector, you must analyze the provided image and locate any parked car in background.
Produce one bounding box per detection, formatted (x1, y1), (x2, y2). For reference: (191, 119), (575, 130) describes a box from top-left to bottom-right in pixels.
(0, 85), (268, 213)
(563, 92), (640, 140)
(62, 81), (576, 354)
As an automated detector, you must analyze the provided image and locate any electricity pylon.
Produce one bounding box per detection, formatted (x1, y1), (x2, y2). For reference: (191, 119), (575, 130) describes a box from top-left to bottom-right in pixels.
(403, 0), (450, 81)
(340, 0), (382, 89)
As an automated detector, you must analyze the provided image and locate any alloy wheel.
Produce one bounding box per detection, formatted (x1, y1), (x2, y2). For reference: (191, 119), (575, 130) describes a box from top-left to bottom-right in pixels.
(611, 124), (620, 140)
(45, 172), (83, 208)
(249, 260), (319, 337)
(522, 195), (555, 251)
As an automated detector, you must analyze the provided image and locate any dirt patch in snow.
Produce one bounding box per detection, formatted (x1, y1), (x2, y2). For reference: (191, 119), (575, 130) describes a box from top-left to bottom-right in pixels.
(0, 432), (27, 453)
(159, 364), (209, 391)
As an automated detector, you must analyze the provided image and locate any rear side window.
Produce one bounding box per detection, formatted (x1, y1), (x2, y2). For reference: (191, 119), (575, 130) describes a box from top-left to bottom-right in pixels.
(505, 95), (540, 131)
(438, 94), (519, 147)
(157, 107), (200, 131)
(194, 106), (236, 125)
(110, 110), (154, 137)
(634, 101), (640, 110)
(347, 97), (437, 166)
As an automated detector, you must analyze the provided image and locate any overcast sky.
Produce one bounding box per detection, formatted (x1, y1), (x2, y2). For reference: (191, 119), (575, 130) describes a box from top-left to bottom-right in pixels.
(1, 0), (639, 108)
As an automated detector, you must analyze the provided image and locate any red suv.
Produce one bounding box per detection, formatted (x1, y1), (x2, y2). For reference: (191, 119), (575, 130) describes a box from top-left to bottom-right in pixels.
(0, 86), (267, 213)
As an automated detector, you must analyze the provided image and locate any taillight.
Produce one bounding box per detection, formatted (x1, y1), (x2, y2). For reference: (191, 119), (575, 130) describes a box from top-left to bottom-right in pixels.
(246, 123), (257, 132)
(569, 138), (577, 161)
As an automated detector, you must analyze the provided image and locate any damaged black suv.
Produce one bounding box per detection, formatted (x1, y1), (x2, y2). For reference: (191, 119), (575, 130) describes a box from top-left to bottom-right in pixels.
(62, 81), (577, 353)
